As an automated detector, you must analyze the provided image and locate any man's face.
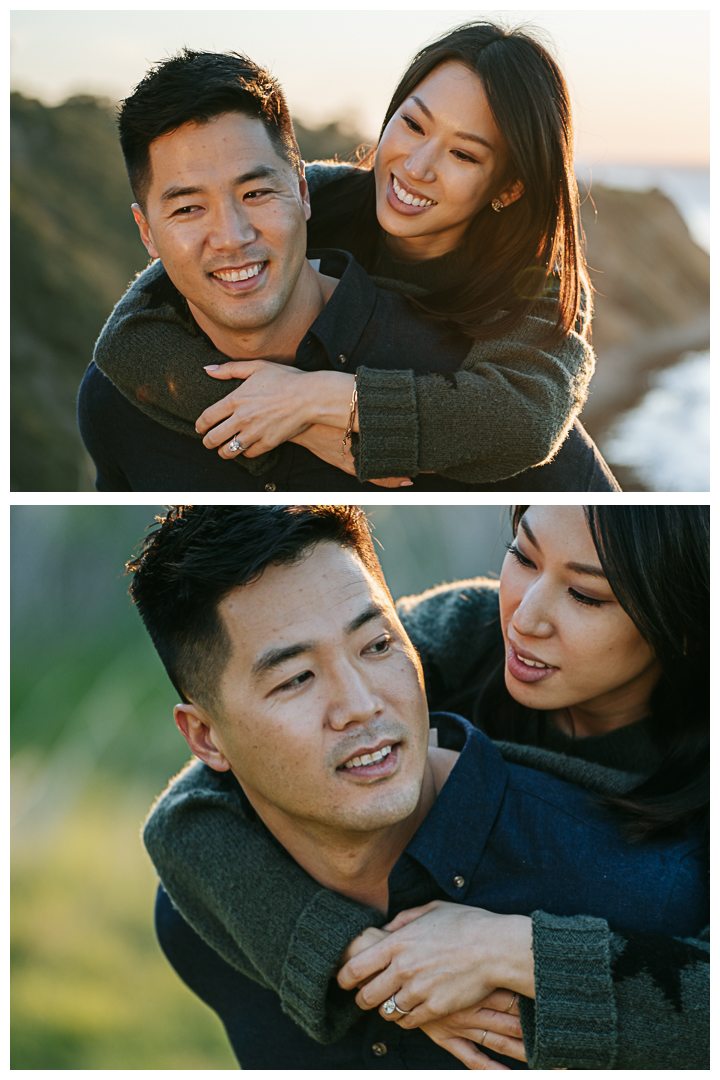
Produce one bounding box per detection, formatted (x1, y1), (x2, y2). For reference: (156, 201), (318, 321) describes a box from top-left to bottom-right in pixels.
(195, 543), (430, 838)
(132, 111), (311, 334)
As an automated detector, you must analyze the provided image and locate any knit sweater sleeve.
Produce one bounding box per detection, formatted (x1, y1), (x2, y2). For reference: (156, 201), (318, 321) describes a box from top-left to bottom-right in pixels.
(142, 760), (383, 1043)
(353, 283), (595, 483)
(518, 913), (709, 1069)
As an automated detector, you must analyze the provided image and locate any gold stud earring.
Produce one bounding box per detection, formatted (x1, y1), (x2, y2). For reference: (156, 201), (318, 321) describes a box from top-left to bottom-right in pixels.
(491, 199), (504, 212)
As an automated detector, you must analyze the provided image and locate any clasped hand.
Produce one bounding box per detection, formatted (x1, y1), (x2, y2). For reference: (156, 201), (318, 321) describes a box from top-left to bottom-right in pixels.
(336, 901), (534, 1070)
(196, 361), (413, 487)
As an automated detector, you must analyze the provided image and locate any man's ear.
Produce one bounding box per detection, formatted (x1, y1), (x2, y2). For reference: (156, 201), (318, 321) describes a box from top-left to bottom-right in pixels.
(132, 203), (160, 259)
(174, 703), (231, 772)
(299, 162), (311, 222)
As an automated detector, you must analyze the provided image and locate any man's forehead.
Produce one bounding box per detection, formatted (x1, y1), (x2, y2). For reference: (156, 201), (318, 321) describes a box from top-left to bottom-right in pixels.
(147, 112), (290, 193)
(219, 546), (391, 651)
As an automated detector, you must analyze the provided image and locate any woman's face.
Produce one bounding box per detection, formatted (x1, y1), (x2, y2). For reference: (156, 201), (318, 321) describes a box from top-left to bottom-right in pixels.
(374, 60), (521, 261)
(499, 506), (661, 729)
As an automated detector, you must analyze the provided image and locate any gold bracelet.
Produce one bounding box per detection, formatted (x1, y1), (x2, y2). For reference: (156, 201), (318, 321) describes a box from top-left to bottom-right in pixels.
(341, 375), (358, 460)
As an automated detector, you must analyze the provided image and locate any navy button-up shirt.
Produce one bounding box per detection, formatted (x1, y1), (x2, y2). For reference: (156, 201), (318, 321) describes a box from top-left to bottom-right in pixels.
(155, 714), (707, 1069)
(79, 250), (618, 492)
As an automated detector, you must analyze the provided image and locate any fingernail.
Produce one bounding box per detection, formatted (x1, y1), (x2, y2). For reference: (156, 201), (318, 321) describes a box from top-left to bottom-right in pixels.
(204, 364), (219, 371)
(400, 481), (414, 487)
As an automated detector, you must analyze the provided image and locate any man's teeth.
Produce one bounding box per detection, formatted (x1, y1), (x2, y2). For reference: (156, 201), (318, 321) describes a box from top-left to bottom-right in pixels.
(517, 654), (549, 669)
(213, 263), (265, 282)
(392, 176), (436, 207)
(342, 745), (393, 769)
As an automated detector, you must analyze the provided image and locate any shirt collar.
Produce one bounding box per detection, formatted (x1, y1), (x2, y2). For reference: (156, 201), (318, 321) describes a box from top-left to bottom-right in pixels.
(401, 713), (509, 901)
(295, 248), (379, 371)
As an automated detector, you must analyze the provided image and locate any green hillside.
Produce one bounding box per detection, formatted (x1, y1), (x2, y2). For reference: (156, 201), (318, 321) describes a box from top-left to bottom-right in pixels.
(10, 92), (363, 491)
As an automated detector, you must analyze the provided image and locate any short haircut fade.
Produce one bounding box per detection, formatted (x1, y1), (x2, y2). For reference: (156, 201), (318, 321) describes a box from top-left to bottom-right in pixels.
(127, 505), (385, 711)
(118, 48), (301, 208)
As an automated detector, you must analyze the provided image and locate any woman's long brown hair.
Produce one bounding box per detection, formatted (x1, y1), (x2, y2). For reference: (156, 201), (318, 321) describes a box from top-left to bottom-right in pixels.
(306, 21), (591, 346)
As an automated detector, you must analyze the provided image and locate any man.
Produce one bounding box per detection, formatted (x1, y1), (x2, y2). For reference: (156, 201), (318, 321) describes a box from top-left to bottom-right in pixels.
(79, 50), (619, 492)
(129, 505), (706, 1069)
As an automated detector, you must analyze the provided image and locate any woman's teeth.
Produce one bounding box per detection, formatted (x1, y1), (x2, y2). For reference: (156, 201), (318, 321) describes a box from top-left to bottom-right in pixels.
(342, 745), (393, 769)
(517, 654), (549, 669)
(214, 262), (265, 282)
(392, 176), (436, 207)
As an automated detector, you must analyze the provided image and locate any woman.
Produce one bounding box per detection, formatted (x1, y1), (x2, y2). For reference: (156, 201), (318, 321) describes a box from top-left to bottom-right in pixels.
(144, 505), (709, 1069)
(95, 22), (600, 488)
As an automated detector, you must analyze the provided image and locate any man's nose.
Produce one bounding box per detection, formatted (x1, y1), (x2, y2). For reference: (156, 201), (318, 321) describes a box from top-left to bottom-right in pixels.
(325, 661), (384, 731)
(511, 582), (554, 639)
(207, 198), (258, 249)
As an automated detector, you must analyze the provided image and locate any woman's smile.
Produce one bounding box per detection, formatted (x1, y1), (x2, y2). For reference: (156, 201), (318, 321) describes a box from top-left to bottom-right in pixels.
(505, 642), (558, 684)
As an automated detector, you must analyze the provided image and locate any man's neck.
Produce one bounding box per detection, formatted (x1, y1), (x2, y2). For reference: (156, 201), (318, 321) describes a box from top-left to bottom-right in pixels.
(188, 262), (339, 363)
(240, 746), (458, 914)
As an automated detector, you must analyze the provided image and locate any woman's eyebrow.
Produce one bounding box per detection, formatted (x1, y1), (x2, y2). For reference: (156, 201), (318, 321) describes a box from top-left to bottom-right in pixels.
(519, 517), (539, 548)
(565, 561), (607, 580)
(408, 94), (493, 150)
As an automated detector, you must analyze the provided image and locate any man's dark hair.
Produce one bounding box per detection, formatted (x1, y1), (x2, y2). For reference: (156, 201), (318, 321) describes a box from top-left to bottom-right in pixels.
(126, 505), (385, 712)
(118, 49), (301, 208)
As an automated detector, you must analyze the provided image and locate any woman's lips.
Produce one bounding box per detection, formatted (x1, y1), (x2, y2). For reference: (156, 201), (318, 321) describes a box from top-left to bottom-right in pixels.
(386, 175), (435, 217)
(506, 643), (559, 684)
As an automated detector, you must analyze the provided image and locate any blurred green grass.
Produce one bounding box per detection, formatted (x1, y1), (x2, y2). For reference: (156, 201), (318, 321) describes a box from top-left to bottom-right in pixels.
(11, 784), (237, 1069)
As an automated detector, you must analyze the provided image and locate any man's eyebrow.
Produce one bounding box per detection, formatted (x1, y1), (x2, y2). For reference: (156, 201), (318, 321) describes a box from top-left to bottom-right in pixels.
(159, 166), (283, 204)
(519, 517), (606, 579)
(408, 95), (493, 151)
(251, 603), (386, 681)
(344, 601), (386, 636)
(251, 641), (316, 680)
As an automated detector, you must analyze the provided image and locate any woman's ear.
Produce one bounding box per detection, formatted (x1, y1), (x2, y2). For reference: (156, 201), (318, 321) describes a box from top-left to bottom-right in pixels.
(174, 703), (231, 772)
(497, 179), (525, 208)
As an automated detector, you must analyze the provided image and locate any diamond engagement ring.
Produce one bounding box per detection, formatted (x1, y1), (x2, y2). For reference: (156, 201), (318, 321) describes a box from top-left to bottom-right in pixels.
(381, 994), (411, 1016)
(228, 438), (244, 453)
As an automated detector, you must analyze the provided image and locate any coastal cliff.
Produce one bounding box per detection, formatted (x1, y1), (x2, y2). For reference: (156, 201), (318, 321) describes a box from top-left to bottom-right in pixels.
(10, 92), (710, 490)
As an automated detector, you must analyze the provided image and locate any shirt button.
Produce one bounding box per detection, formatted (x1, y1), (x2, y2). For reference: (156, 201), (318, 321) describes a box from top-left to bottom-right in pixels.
(371, 1042), (387, 1057)
(453, 874), (466, 889)
(338, 353), (347, 364)
(264, 483), (277, 492)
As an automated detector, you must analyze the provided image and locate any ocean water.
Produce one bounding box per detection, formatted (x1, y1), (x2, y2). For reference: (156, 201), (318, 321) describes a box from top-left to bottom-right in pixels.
(576, 165), (710, 491)
(603, 351), (710, 492)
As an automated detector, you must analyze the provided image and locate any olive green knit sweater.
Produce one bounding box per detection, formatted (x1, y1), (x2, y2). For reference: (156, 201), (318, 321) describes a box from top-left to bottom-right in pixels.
(93, 163), (595, 484)
(143, 580), (708, 1069)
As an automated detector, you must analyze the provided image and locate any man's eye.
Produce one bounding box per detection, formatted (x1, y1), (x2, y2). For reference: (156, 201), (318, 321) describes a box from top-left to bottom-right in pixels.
(173, 204), (201, 215)
(279, 670), (313, 691)
(366, 636), (392, 656)
(244, 188), (274, 200)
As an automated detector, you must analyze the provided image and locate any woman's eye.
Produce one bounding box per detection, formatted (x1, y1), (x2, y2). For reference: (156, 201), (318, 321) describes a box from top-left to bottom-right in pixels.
(507, 543), (535, 569)
(452, 149), (477, 163)
(568, 588), (604, 609)
(402, 114), (424, 134)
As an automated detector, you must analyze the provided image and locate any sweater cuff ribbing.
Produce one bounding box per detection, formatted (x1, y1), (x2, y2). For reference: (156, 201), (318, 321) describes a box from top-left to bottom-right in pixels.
(279, 891), (384, 1043)
(354, 367), (419, 480)
(521, 910), (617, 1069)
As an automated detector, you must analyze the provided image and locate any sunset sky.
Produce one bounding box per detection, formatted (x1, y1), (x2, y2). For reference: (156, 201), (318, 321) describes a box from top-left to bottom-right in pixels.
(10, 9), (710, 167)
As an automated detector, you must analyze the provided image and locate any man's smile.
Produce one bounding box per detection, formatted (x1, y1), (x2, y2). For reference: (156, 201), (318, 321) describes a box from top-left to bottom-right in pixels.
(209, 260), (269, 292)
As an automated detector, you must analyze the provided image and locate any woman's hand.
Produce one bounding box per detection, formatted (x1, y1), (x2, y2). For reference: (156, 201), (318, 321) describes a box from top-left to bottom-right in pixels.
(292, 425), (413, 488)
(419, 990), (525, 1070)
(198, 360), (360, 458)
(196, 360), (318, 457)
(336, 900), (535, 1026)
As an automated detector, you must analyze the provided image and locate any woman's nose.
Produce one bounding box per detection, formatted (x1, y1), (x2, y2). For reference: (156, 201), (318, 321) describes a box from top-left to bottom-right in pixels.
(404, 144), (437, 184)
(511, 584), (554, 639)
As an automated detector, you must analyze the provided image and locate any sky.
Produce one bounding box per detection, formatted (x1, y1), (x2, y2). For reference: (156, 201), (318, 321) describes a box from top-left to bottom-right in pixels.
(10, 9), (710, 167)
